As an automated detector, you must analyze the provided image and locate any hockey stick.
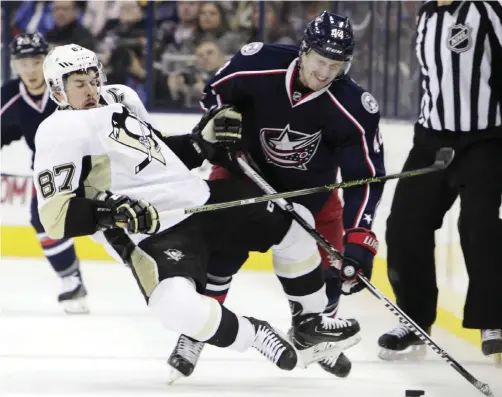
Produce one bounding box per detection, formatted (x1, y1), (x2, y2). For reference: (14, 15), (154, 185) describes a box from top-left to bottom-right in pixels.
(158, 147), (455, 217)
(237, 156), (494, 397)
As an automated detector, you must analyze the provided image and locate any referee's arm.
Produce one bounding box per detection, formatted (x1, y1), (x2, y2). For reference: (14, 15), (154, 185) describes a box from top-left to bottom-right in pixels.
(483, 2), (502, 49)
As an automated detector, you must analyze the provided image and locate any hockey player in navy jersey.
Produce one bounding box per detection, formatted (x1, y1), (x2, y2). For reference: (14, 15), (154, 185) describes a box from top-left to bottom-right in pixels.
(33, 43), (364, 378)
(1, 33), (88, 314)
(167, 11), (385, 382)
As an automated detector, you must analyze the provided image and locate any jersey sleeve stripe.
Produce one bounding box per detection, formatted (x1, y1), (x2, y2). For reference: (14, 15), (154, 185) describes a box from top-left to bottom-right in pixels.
(327, 91), (376, 227)
(326, 91), (376, 176)
(0, 93), (21, 116)
(211, 69), (288, 88)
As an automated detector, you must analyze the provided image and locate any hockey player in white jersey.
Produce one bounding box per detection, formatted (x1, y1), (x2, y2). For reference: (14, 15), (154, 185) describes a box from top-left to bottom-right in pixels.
(34, 44), (361, 376)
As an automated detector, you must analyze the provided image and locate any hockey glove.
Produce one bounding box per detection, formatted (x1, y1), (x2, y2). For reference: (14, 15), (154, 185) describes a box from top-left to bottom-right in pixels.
(191, 105), (243, 172)
(339, 228), (378, 295)
(95, 191), (160, 235)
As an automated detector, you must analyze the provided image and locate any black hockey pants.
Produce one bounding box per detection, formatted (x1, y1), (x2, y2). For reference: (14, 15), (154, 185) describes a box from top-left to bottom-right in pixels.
(386, 125), (502, 329)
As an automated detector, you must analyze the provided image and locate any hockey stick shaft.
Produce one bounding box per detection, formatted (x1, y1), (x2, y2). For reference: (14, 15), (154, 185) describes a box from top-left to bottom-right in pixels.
(237, 157), (493, 397)
(160, 148), (455, 217)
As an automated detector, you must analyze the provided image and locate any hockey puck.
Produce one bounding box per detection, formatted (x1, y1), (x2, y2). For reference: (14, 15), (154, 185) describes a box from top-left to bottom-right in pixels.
(405, 390), (425, 397)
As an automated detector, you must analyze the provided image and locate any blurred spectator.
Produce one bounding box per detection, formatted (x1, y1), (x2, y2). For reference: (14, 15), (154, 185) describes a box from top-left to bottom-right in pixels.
(248, 2), (296, 45)
(97, 1), (147, 56)
(151, 1), (178, 25)
(195, 39), (226, 81)
(290, 1), (331, 42)
(104, 2), (148, 102)
(192, 39), (227, 95)
(158, 1), (200, 55)
(166, 39), (227, 109)
(12, 1), (55, 35)
(107, 38), (148, 103)
(193, 2), (241, 54)
(44, 1), (95, 50)
(158, 1), (201, 106)
(82, 1), (121, 37)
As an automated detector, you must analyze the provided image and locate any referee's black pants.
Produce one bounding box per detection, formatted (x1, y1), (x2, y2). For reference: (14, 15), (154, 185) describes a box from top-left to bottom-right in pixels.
(386, 125), (502, 330)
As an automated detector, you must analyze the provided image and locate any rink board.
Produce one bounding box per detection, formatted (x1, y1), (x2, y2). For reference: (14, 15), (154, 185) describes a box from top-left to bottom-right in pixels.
(0, 115), (478, 348)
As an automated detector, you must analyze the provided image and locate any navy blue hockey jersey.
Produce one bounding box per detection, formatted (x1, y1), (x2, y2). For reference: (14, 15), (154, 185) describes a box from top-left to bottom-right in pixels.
(1, 79), (56, 168)
(200, 43), (385, 230)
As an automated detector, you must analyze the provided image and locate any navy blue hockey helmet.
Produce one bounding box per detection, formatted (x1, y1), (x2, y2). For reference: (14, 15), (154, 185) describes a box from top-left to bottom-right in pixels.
(9, 32), (49, 59)
(301, 11), (355, 71)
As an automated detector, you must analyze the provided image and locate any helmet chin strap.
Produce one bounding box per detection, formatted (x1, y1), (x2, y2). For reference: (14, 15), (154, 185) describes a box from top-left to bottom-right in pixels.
(50, 90), (71, 108)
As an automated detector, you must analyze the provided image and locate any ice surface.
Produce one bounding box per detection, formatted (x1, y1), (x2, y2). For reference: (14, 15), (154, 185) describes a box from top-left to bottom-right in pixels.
(0, 258), (499, 397)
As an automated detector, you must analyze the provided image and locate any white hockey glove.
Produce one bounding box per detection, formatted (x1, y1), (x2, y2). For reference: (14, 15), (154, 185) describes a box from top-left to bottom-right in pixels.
(95, 191), (160, 235)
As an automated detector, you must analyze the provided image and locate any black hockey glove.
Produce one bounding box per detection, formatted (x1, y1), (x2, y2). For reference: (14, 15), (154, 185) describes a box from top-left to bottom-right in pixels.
(191, 105), (243, 173)
(95, 191), (160, 235)
(339, 228), (378, 295)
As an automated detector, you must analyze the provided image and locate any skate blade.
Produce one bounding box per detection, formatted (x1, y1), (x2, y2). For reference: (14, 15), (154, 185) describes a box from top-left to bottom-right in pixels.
(167, 367), (186, 385)
(493, 353), (501, 368)
(378, 345), (427, 361)
(60, 298), (89, 315)
(296, 333), (362, 368)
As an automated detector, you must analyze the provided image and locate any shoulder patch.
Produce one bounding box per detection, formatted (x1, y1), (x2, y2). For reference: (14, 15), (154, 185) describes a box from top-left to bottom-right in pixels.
(361, 92), (379, 114)
(240, 42), (263, 56)
(106, 87), (124, 103)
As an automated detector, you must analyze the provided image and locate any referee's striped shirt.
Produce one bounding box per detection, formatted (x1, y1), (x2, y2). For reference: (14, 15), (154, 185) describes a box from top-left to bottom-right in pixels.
(416, 1), (502, 132)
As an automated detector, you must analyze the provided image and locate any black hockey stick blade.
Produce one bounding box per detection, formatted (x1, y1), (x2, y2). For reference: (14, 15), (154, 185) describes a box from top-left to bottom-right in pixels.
(433, 147), (455, 168)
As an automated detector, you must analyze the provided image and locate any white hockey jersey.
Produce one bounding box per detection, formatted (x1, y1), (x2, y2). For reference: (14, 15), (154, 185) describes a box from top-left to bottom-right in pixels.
(33, 84), (209, 251)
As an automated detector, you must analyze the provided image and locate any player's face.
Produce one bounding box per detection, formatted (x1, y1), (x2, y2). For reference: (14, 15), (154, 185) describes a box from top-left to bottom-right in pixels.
(13, 55), (46, 91)
(64, 71), (100, 110)
(299, 50), (343, 91)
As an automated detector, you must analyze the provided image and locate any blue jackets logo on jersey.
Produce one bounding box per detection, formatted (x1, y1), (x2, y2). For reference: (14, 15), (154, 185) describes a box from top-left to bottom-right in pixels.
(447, 24), (472, 53)
(259, 125), (322, 171)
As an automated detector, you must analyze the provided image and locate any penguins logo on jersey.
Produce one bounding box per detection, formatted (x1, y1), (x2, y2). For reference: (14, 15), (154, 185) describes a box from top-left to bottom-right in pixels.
(110, 106), (166, 174)
(260, 125), (322, 171)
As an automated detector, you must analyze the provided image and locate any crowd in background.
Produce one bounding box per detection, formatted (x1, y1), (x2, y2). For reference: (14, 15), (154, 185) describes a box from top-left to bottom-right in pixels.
(1, 0), (422, 118)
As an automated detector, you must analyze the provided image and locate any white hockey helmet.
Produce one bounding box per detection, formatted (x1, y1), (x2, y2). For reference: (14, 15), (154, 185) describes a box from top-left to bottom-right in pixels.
(43, 43), (106, 107)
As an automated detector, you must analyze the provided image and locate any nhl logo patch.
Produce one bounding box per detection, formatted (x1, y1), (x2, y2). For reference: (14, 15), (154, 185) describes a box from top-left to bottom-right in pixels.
(241, 42), (263, 56)
(447, 24), (472, 53)
(361, 92), (379, 114)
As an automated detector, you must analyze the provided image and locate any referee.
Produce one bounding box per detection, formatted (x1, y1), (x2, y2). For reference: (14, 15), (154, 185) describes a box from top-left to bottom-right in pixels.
(377, 0), (502, 363)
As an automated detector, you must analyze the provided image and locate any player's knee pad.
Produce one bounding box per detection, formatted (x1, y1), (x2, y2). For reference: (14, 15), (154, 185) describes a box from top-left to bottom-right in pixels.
(149, 276), (222, 341)
(271, 203), (321, 279)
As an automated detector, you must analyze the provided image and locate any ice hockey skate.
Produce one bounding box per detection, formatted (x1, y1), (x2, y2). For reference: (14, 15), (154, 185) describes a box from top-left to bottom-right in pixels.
(317, 352), (351, 377)
(58, 269), (89, 314)
(377, 324), (428, 360)
(167, 335), (205, 384)
(167, 317), (297, 384)
(481, 329), (502, 367)
(287, 303), (361, 367)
